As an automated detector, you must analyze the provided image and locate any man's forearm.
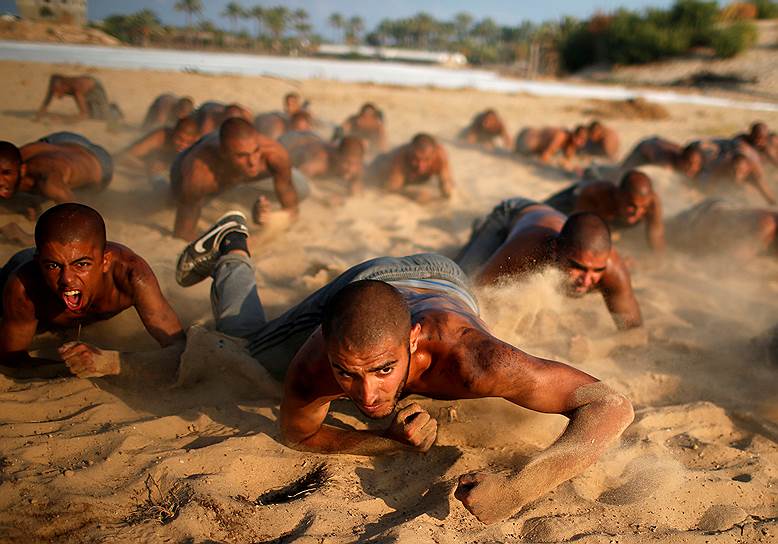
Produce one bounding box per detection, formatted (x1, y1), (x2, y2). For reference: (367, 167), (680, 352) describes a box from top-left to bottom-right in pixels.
(285, 424), (408, 456)
(506, 383), (633, 508)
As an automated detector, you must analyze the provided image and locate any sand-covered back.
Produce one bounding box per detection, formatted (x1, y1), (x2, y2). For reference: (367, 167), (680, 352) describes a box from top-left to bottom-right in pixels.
(0, 60), (777, 543)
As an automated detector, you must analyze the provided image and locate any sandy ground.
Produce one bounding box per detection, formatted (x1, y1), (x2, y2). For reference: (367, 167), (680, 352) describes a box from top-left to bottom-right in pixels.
(0, 60), (778, 543)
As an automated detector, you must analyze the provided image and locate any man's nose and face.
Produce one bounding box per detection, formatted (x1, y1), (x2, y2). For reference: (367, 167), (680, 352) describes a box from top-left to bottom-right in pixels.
(225, 137), (262, 178)
(335, 152), (364, 181)
(409, 148), (435, 176)
(0, 158), (21, 199)
(172, 129), (199, 153)
(680, 152), (703, 178)
(619, 191), (652, 225)
(559, 248), (609, 297)
(285, 96), (301, 115)
(328, 336), (410, 419)
(37, 239), (107, 315)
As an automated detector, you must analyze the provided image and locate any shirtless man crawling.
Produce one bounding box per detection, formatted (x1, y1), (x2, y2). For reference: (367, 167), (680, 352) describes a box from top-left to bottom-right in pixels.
(193, 102), (253, 136)
(36, 74), (122, 123)
(581, 120), (620, 161)
(334, 103), (387, 153)
(697, 145), (776, 205)
(366, 133), (453, 202)
(141, 94), (195, 130)
(0, 203), (184, 377)
(170, 118), (309, 240)
(174, 212), (634, 525)
(620, 136), (704, 179)
(514, 125), (588, 169)
(0, 133), (113, 207)
(455, 201), (642, 330)
(458, 109), (511, 150)
(280, 133), (365, 195)
(118, 116), (200, 184)
(668, 198), (778, 259)
(544, 170), (665, 252)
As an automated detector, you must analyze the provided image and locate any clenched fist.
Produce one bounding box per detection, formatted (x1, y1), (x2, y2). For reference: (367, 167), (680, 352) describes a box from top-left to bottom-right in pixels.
(58, 342), (121, 378)
(454, 472), (520, 525)
(384, 402), (437, 452)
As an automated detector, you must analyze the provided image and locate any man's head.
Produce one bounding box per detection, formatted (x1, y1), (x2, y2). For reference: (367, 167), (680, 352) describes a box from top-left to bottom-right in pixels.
(284, 92), (302, 115)
(334, 136), (365, 182)
(359, 102), (382, 119)
(554, 213), (612, 297)
(0, 141), (23, 199)
(34, 203), (109, 315)
(224, 104), (250, 122)
(408, 133), (438, 175)
(570, 125), (589, 148)
(171, 116), (199, 152)
(617, 170), (654, 225)
(678, 144), (704, 178)
(289, 111), (313, 132)
(748, 122), (769, 149)
(588, 120), (604, 142)
(219, 117), (262, 178)
(321, 280), (420, 419)
(174, 97), (195, 120)
(480, 109), (501, 133)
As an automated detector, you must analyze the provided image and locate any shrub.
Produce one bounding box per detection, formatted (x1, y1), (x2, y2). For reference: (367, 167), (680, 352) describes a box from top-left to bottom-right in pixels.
(752, 0), (778, 19)
(711, 20), (758, 57)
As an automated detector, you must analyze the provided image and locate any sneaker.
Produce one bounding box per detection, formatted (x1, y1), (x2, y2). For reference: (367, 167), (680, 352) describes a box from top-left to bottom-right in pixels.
(176, 210), (248, 286)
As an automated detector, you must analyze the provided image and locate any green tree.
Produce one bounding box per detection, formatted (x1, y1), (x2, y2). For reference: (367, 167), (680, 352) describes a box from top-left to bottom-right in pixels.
(249, 5), (265, 41)
(329, 12), (344, 42)
(345, 16), (364, 45)
(174, 0), (202, 29)
(221, 2), (245, 33)
(263, 6), (289, 52)
(128, 9), (162, 46)
(453, 12), (473, 42)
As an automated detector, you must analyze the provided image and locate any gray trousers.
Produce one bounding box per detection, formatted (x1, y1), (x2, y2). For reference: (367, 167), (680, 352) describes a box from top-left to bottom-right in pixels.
(210, 252), (474, 380)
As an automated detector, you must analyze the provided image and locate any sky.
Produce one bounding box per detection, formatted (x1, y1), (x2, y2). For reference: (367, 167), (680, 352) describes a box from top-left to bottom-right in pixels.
(1, 0), (680, 36)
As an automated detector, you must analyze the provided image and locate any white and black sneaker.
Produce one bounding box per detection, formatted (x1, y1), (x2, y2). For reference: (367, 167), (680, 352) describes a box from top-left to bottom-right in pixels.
(176, 211), (248, 287)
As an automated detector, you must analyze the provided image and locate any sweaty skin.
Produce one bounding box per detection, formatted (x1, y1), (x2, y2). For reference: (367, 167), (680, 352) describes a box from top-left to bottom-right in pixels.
(475, 204), (642, 330)
(573, 181), (665, 252)
(516, 127), (587, 171)
(18, 141), (104, 203)
(461, 110), (511, 149)
(36, 75), (102, 120)
(172, 131), (299, 240)
(339, 109), (387, 152)
(0, 241), (184, 375)
(620, 137), (705, 180)
(279, 286), (634, 524)
(371, 142), (454, 202)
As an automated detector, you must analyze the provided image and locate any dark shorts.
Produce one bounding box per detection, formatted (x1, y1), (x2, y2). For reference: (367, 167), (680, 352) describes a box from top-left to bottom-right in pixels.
(38, 132), (113, 188)
(543, 184), (579, 216)
(454, 197), (538, 277)
(0, 248), (35, 317)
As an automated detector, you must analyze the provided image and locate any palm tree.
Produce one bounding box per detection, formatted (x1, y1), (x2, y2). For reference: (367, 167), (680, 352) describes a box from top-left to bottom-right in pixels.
(174, 0), (202, 29)
(263, 6), (289, 52)
(328, 12), (344, 43)
(453, 11), (473, 42)
(221, 2), (245, 34)
(345, 16), (364, 46)
(249, 5), (265, 42)
(128, 9), (162, 47)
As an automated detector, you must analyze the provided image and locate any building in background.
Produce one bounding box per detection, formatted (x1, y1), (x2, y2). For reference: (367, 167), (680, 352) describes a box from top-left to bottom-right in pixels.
(16, 0), (86, 26)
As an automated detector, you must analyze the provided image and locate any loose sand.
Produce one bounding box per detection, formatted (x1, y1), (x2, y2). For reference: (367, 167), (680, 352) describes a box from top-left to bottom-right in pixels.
(0, 60), (777, 543)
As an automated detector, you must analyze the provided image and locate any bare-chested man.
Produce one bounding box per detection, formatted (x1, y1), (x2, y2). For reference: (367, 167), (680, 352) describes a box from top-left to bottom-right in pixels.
(193, 102), (253, 136)
(280, 132), (365, 195)
(0, 203), (184, 377)
(620, 136), (705, 179)
(118, 117), (200, 184)
(697, 145), (776, 205)
(367, 133), (453, 202)
(515, 125), (588, 168)
(1, 132), (113, 205)
(141, 94), (195, 130)
(544, 170), (665, 252)
(581, 120), (620, 161)
(36, 74), (122, 122)
(456, 201), (642, 330)
(459, 109), (511, 150)
(732, 122), (778, 167)
(173, 213), (634, 525)
(334, 103), (388, 153)
(667, 198), (778, 259)
(170, 118), (309, 241)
